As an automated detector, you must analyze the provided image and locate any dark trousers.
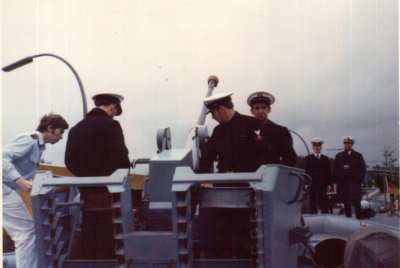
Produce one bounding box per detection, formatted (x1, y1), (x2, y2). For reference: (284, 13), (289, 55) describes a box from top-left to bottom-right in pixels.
(344, 201), (362, 220)
(309, 184), (329, 214)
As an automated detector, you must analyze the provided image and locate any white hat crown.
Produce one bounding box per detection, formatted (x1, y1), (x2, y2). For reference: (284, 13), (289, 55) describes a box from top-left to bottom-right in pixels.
(203, 92), (233, 106)
(247, 91), (275, 106)
(311, 138), (324, 145)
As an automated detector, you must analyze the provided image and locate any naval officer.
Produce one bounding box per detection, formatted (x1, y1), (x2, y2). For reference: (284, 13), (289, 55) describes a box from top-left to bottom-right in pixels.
(304, 138), (332, 214)
(3, 114), (69, 268)
(247, 91), (297, 167)
(65, 93), (130, 177)
(199, 92), (262, 173)
(333, 136), (366, 219)
(65, 93), (130, 258)
(198, 92), (262, 258)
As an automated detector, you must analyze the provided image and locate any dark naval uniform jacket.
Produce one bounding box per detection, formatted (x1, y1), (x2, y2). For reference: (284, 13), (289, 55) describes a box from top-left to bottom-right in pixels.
(199, 112), (262, 173)
(304, 154), (331, 193)
(304, 154), (331, 187)
(333, 150), (366, 202)
(65, 108), (130, 176)
(257, 120), (297, 167)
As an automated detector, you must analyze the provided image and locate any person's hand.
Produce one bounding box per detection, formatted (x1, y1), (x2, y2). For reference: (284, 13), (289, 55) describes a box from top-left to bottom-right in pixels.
(200, 183), (214, 188)
(15, 177), (33, 193)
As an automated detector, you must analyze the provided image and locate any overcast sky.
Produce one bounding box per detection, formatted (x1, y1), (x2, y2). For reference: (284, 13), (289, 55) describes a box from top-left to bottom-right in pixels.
(1, 0), (398, 168)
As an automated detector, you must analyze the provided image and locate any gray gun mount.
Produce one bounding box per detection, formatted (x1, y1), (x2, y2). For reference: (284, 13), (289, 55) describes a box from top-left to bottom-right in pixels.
(29, 165), (310, 268)
(31, 169), (133, 268)
(172, 165), (310, 268)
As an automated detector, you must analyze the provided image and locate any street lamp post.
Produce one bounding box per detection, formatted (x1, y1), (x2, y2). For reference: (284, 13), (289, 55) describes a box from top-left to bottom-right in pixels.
(2, 53), (87, 118)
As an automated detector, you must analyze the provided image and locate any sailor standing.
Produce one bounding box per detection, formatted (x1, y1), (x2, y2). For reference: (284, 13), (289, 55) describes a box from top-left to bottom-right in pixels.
(65, 93), (130, 259)
(2, 114), (69, 268)
(199, 92), (262, 173)
(333, 136), (366, 219)
(247, 91), (297, 167)
(198, 92), (262, 258)
(304, 138), (332, 214)
(65, 93), (130, 177)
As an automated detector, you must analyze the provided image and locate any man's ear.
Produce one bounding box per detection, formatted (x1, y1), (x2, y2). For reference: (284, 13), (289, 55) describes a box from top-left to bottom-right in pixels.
(47, 125), (54, 132)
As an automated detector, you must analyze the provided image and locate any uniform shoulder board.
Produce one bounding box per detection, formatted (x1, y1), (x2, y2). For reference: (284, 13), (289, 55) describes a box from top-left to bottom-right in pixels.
(31, 134), (39, 139)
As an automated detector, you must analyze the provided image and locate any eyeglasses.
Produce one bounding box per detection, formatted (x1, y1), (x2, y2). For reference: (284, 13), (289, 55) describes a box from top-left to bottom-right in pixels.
(344, 142), (353, 144)
(253, 105), (268, 111)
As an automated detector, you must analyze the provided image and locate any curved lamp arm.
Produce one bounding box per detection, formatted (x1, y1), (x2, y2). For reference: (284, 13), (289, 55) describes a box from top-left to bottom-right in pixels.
(3, 53), (87, 118)
(289, 129), (310, 155)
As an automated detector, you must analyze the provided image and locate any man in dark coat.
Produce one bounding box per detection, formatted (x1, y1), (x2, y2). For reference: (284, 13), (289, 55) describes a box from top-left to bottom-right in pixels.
(304, 138), (332, 214)
(65, 93), (130, 258)
(333, 136), (366, 219)
(247, 91), (297, 167)
(198, 92), (261, 258)
(199, 92), (262, 173)
(65, 93), (130, 176)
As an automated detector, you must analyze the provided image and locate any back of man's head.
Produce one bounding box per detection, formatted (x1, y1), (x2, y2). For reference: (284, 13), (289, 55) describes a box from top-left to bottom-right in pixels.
(93, 94), (123, 116)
